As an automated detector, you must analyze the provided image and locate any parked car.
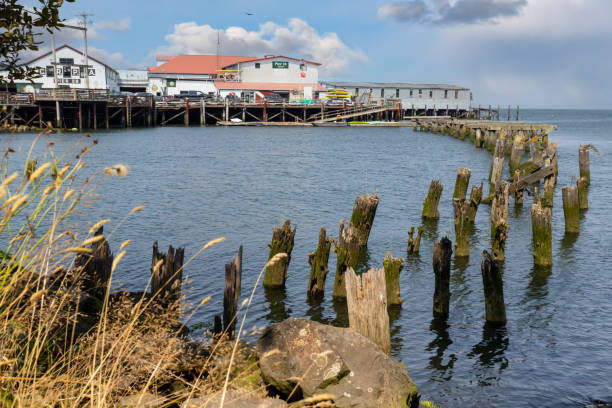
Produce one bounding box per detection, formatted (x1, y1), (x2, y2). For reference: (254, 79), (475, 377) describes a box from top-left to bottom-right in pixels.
(176, 90), (207, 99)
(264, 93), (284, 104)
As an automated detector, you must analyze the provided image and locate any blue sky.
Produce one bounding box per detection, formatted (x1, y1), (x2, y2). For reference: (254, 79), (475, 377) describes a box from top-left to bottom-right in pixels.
(31, 0), (612, 109)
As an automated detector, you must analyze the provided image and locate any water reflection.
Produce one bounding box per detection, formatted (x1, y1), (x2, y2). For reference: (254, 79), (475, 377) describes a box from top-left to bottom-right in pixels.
(331, 297), (349, 328)
(560, 231), (579, 251)
(389, 305), (404, 356)
(526, 265), (552, 301)
(356, 248), (372, 274)
(263, 286), (291, 323)
(421, 218), (439, 242)
(426, 318), (456, 382)
(305, 295), (329, 325)
(468, 323), (509, 386)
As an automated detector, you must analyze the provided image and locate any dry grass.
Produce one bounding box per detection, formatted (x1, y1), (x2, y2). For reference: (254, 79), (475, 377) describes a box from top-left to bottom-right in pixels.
(0, 133), (274, 407)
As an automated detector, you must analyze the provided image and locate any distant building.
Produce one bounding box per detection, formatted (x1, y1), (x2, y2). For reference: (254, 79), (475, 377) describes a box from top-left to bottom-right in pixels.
(11, 44), (119, 92)
(147, 55), (254, 96)
(218, 55), (326, 102)
(117, 69), (149, 93)
(320, 81), (472, 110)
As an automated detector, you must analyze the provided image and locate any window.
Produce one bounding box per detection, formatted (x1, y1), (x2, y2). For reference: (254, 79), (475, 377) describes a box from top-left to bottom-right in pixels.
(444, 90), (448, 98)
(355, 88), (359, 96)
(381, 88), (384, 98)
(418, 89), (422, 97)
(455, 90), (459, 99)
(255, 63), (260, 69)
(59, 58), (74, 65)
(396, 88), (400, 98)
(46, 66), (54, 77)
(299, 63), (306, 71)
(429, 90), (433, 98)
(63, 66), (71, 78)
(410, 89), (413, 97)
(79, 66), (85, 78)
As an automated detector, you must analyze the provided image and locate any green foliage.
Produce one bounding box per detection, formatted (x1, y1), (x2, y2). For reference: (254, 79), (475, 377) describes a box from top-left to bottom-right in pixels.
(0, 0), (75, 84)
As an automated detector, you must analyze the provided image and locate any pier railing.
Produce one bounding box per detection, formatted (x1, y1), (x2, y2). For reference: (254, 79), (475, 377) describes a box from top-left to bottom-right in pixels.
(35, 89), (110, 102)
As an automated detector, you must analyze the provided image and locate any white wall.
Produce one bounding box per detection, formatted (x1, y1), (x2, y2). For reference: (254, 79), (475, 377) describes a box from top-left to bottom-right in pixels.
(237, 58), (319, 84)
(14, 46), (118, 92)
(163, 79), (216, 96)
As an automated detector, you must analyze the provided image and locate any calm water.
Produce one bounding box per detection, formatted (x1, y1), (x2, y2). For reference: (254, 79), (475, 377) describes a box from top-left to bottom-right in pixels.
(5, 110), (612, 407)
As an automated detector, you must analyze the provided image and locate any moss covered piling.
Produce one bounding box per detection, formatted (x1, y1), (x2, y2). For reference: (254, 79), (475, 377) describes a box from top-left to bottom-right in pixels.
(422, 180), (443, 219)
(531, 202), (552, 266)
(263, 220), (296, 288)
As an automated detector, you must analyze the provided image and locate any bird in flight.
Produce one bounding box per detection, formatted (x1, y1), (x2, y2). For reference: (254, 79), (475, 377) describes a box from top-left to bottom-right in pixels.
(245, 12), (254, 15)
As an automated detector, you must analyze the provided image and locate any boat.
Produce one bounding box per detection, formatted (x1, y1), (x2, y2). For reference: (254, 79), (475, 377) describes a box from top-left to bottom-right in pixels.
(312, 121), (348, 127)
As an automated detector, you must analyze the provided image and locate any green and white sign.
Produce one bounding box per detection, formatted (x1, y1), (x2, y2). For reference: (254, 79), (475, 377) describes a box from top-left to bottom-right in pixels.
(272, 61), (289, 69)
(167, 79), (177, 87)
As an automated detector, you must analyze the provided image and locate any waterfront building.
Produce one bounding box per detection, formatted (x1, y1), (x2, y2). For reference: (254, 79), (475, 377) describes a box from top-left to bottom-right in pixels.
(147, 55), (254, 96)
(117, 69), (149, 93)
(9, 44), (119, 93)
(320, 81), (472, 110)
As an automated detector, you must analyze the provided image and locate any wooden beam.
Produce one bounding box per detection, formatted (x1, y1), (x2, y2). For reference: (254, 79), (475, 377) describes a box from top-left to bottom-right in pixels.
(509, 165), (554, 194)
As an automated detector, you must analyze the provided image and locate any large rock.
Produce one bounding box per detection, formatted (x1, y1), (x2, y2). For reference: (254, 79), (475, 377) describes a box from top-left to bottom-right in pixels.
(183, 390), (287, 408)
(257, 318), (420, 408)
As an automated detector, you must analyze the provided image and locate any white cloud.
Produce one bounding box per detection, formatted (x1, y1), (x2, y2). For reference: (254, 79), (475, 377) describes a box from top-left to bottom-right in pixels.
(154, 18), (367, 76)
(93, 18), (131, 32)
(88, 47), (129, 68)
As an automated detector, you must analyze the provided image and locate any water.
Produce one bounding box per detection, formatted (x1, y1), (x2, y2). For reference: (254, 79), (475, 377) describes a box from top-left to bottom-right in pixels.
(4, 109), (612, 407)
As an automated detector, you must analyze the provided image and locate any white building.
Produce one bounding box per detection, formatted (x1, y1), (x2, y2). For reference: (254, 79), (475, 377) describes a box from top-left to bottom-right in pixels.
(117, 69), (148, 93)
(320, 81), (472, 110)
(13, 44), (119, 93)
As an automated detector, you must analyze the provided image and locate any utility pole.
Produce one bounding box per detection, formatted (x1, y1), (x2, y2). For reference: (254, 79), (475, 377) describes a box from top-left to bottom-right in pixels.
(51, 32), (60, 127)
(76, 13), (93, 89)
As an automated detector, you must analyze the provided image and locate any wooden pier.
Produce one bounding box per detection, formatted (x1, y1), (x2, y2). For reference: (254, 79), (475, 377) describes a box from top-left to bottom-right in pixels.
(0, 90), (511, 130)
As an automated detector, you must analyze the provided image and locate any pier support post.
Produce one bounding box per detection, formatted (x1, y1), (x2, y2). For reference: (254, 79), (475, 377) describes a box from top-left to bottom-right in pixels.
(333, 219), (360, 298)
(453, 199), (471, 258)
(38, 104), (43, 128)
(383, 252), (404, 305)
(263, 100), (268, 122)
(93, 104), (97, 130)
(105, 103), (109, 129)
(307, 227), (333, 300)
(516, 105), (519, 121)
(491, 181), (509, 261)
(486, 138), (505, 202)
(562, 185), (580, 234)
(579, 145), (590, 185)
(263, 220), (296, 288)
(531, 202), (552, 266)
(541, 157), (555, 208)
(184, 97), (189, 126)
(433, 237), (452, 318)
(223, 245), (242, 339)
(577, 177), (588, 210)
(350, 194), (379, 249)
(200, 98), (205, 126)
(78, 102), (83, 131)
(453, 168), (471, 201)
(345, 267), (390, 355)
(509, 134), (525, 175)
(151, 242), (185, 309)
(475, 129), (483, 148)
(481, 250), (506, 325)
(466, 182), (483, 222)
(422, 180), (443, 219)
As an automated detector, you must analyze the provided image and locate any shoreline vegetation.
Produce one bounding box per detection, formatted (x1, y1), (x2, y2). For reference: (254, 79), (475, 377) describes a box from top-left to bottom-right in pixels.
(0, 133), (423, 408)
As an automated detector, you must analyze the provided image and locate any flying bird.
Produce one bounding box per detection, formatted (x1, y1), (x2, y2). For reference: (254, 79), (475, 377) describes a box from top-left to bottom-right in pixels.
(245, 12), (254, 15)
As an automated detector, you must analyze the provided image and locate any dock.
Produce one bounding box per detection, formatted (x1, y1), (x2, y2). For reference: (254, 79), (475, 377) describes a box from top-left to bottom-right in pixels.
(0, 90), (508, 131)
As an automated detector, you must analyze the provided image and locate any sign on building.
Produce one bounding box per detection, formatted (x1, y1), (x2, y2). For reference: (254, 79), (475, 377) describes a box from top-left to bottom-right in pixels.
(272, 61), (289, 69)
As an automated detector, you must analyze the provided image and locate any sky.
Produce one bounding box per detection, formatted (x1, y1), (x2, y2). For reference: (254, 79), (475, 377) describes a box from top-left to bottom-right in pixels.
(24, 0), (612, 109)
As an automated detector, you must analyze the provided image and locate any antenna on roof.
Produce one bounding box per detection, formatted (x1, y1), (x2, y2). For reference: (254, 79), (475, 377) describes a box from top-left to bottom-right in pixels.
(216, 30), (221, 72)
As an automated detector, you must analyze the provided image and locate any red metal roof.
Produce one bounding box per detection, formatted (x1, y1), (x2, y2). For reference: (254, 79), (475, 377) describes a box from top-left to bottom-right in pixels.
(148, 55), (255, 75)
(222, 55), (321, 68)
(214, 81), (327, 91)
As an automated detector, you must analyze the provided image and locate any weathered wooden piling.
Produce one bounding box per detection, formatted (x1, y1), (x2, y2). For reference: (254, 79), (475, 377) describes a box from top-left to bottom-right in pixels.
(75, 226), (113, 299)
(491, 182), (509, 261)
(562, 185), (580, 234)
(151, 241), (185, 307)
(481, 250), (506, 325)
(413, 226), (423, 253)
(433, 237), (453, 318)
(487, 139), (505, 202)
(541, 157), (555, 208)
(513, 170), (524, 205)
(345, 267), (391, 355)
(350, 194), (379, 248)
(422, 180), (443, 219)
(263, 220), (296, 288)
(466, 182), (483, 222)
(453, 199), (471, 258)
(509, 134), (525, 175)
(333, 220), (361, 298)
(577, 177), (588, 210)
(453, 168), (471, 201)
(223, 245), (242, 339)
(475, 129), (483, 148)
(531, 202), (552, 266)
(579, 145), (590, 185)
(383, 252), (404, 305)
(407, 226), (415, 253)
(307, 227), (333, 300)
